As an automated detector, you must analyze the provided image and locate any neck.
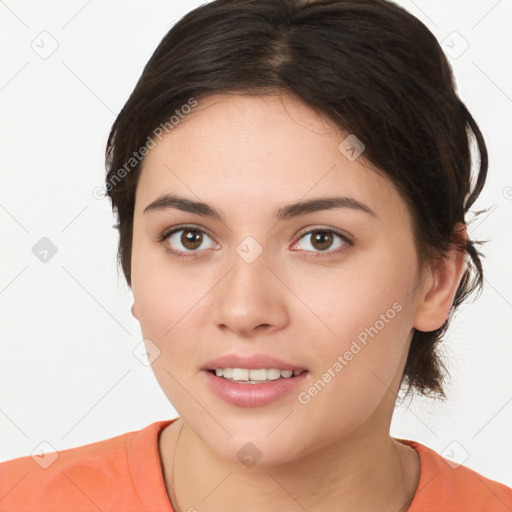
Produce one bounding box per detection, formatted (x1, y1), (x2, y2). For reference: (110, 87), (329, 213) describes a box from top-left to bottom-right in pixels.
(159, 417), (420, 512)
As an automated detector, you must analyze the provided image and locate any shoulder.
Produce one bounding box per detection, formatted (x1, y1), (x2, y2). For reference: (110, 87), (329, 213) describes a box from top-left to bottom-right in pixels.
(401, 439), (512, 512)
(0, 419), (174, 512)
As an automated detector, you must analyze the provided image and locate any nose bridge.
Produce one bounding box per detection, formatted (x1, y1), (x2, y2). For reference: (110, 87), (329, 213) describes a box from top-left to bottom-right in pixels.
(213, 235), (286, 333)
(227, 236), (273, 307)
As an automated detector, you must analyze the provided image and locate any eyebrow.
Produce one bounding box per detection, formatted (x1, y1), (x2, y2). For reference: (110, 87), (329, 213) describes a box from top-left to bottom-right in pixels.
(143, 193), (377, 221)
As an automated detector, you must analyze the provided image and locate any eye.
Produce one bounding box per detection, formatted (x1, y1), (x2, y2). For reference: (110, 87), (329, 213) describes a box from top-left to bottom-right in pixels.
(158, 225), (352, 260)
(292, 228), (352, 257)
(159, 225), (217, 259)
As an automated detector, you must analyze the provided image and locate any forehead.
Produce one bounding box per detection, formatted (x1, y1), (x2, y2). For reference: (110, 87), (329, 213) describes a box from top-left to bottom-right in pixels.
(134, 93), (407, 223)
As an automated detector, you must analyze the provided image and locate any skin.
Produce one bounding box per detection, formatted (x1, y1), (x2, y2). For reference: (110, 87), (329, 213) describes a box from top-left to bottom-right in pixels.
(130, 92), (467, 512)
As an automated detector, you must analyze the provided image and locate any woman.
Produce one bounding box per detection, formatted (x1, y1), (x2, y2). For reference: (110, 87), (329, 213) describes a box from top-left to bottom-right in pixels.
(1, 0), (511, 511)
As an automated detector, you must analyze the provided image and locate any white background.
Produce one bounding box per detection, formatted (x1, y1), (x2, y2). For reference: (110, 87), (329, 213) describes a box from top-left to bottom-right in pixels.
(1, 0), (511, 487)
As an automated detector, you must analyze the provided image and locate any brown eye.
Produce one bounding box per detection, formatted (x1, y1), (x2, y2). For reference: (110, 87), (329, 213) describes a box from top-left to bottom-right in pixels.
(293, 228), (351, 256)
(180, 229), (203, 250)
(162, 227), (217, 257)
(310, 231), (334, 251)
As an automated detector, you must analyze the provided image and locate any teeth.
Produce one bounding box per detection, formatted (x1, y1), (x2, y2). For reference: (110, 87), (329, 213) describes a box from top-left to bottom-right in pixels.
(232, 368), (249, 381)
(212, 367), (304, 382)
(267, 368), (281, 380)
(249, 369), (267, 380)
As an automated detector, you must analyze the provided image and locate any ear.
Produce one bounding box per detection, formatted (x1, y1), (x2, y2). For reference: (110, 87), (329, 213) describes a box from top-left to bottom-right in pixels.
(413, 222), (467, 332)
(131, 303), (139, 319)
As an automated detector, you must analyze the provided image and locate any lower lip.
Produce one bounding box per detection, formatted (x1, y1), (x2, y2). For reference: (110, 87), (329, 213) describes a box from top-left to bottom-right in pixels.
(203, 370), (309, 408)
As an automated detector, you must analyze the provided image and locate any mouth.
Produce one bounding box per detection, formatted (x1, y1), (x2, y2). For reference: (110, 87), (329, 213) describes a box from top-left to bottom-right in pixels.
(207, 368), (307, 384)
(201, 354), (310, 407)
(201, 353), (309, 406)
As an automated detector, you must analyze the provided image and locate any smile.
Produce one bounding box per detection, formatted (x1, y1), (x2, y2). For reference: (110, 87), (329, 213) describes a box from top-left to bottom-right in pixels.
(212, 367), (306, 383)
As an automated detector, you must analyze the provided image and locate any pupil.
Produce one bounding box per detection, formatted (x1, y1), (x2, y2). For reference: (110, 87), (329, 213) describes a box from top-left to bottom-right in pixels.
(183, 230), (202, 249)
(313, 231), (332, 250)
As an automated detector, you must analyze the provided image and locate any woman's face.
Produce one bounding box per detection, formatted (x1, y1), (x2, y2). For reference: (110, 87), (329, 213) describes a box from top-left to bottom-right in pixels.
(131, 92), (429, 465)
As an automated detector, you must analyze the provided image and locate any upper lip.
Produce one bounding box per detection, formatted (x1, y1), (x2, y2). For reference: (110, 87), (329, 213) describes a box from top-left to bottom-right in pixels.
(202, 353), (307, 372)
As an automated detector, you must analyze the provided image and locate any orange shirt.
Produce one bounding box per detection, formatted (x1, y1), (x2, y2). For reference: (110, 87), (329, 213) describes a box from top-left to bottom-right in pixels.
(1, 418), (511, 511)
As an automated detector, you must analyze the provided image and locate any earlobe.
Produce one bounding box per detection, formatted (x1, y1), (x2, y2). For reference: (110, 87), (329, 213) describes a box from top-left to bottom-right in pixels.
(413, 223), (467, 332)
(131, 303), (138, 319)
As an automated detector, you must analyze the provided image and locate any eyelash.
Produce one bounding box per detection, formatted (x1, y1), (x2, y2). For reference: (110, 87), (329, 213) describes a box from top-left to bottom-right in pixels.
(158, 225), (353, 260)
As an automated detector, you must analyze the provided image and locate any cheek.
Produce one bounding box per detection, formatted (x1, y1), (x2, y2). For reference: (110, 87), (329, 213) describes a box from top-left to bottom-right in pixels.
(293, 303), (413, 445)
(131, 233), (202, 335)
(296, 250), (415, 350)
(292, 252), (417, 406)
(133, 272), (204, 342)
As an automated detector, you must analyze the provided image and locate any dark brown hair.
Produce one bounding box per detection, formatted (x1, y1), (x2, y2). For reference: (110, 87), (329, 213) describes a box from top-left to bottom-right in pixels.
(105, 0), (487, 398)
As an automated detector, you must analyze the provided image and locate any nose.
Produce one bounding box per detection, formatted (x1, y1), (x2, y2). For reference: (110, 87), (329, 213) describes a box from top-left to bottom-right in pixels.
(211, 247), (289, 338)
